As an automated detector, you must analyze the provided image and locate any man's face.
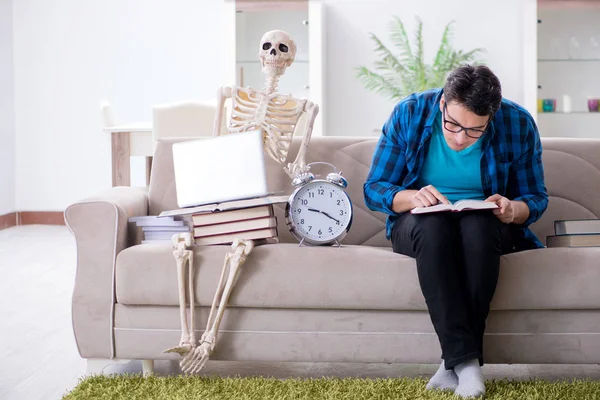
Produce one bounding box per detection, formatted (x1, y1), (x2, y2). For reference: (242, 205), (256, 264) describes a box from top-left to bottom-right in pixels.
(438, 98), (491, 151)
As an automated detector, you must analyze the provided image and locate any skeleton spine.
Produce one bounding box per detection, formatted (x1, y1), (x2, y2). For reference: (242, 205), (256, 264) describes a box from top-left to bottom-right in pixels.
(265, 75), (280, 95)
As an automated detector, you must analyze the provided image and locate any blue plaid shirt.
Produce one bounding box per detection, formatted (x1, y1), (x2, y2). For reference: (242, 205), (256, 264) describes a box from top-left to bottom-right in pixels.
(363, 88), (548, 250)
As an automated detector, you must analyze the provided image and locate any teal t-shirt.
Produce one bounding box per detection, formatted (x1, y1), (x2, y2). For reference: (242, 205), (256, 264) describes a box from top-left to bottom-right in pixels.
(415, 115), (485, 203)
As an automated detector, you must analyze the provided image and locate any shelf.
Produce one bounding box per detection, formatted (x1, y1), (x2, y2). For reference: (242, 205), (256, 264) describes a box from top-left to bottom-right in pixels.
(237, 60), (309, 63)
(538, 58), (600, 62)
(538, 111), (600, 114)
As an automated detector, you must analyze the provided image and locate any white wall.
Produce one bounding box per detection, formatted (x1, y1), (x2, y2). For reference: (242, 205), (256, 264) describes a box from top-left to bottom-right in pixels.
(13, 0), (228, 211)
(322, 0), (537, 137)
(537, 6), (600, 138)
(0, 0), (15, 216)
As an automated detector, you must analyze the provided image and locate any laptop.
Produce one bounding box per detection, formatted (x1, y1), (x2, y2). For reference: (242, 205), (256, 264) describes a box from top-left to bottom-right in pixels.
(172, 130), (270, 208)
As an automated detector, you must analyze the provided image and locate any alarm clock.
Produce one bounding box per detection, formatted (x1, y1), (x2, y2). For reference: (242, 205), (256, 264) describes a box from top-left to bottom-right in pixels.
(285, 162), (353, 246)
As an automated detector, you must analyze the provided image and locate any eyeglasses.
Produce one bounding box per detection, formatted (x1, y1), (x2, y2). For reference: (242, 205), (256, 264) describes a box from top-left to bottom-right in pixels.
(442, 103), (491, 139)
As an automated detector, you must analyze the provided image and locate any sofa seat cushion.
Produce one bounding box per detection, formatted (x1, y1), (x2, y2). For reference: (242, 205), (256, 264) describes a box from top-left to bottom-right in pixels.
(115, 243), (600, 311)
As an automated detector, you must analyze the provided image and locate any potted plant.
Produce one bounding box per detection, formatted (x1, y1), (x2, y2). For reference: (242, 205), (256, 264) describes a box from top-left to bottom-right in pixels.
(356, 16), (485, 102)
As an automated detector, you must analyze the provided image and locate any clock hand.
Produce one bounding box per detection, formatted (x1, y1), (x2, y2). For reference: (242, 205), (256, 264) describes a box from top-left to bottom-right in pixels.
(307, 208), (340, 224)
(320, 211), (340, 224)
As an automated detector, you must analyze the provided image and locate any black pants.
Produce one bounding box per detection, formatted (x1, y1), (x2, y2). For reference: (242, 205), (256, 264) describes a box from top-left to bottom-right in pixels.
(391, 210), (514, 369)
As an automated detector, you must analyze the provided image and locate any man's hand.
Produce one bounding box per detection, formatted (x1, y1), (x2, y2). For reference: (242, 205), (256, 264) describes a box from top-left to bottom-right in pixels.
(411, 185), (450, 208)
(485, 194), (515, 224)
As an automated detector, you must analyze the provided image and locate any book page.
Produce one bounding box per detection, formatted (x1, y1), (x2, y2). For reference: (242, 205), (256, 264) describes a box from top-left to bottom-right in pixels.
(411, 199), (498, 214)
(454, 200), (498, 211)
(411, 203), (454, 214)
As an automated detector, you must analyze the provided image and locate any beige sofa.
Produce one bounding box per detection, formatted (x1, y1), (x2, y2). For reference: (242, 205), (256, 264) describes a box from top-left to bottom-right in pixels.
(65, 136), (600, 375)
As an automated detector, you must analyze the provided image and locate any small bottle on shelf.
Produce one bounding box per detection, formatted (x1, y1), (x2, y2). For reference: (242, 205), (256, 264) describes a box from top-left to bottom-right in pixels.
(562, 95), (572, 113)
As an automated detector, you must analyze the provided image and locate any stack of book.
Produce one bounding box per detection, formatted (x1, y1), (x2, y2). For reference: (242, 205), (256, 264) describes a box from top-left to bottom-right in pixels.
(128, 215), (191, 244)
(159, 194), (289, 246)
(546, 219), (600, 247)
(192, 205), (278, 245)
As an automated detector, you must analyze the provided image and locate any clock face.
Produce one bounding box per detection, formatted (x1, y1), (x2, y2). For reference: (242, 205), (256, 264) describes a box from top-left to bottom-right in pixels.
(288, 181), (352, 244)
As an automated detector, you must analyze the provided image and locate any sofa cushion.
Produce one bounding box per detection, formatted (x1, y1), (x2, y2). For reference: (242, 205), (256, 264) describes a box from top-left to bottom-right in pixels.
(116, 243), (600, 311)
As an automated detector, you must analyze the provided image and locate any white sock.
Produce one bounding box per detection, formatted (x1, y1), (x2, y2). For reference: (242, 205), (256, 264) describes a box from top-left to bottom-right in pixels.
(425, 361), (458, 391)
(454, 358), (486, 398)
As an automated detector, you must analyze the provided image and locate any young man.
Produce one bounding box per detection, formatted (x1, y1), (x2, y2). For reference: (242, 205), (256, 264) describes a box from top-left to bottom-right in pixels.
(363, 64), (548, 398)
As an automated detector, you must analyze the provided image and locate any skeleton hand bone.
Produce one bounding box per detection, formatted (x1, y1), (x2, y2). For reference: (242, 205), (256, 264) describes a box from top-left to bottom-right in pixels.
(180, 331), (216, 374)
(163, 342), (193, 357)
(284, 161), (308, 179)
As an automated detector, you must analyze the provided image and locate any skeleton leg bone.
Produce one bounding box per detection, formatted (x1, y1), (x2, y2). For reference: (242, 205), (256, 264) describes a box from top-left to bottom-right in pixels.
(163, 233), (195, 356)
(188, 244), (196, 347)
(180, 239), (254, 374)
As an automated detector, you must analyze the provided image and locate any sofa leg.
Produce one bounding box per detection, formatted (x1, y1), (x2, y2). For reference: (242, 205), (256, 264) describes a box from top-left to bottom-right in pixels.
(142, 359), (155, 376)
(86, 358), (130, 375)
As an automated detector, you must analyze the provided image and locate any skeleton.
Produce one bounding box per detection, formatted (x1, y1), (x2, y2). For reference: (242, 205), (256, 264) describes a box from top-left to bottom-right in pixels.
(163, 30), (319, 373)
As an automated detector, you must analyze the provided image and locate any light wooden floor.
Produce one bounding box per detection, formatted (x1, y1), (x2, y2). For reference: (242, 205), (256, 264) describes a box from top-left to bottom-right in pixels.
(0, 225), (599, 399)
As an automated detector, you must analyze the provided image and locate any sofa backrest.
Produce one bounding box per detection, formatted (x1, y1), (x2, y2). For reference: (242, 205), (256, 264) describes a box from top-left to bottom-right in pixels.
(529, 137), (600, 245)
(149, 136), (600, 247)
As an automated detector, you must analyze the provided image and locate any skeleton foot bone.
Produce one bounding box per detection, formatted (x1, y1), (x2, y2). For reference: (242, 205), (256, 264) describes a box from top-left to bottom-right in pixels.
(179, 239), (254, 374)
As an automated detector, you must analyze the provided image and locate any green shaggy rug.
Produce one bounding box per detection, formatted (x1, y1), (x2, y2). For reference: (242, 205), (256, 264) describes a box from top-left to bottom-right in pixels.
(62, 375), (600, 399)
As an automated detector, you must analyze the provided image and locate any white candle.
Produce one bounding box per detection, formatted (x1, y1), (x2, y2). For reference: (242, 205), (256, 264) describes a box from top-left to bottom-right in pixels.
(563, 95), (572, 113)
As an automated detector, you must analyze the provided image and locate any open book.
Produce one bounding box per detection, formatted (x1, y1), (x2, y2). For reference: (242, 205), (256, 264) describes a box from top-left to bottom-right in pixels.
(411, 199), (498, 215)
(159, 194), (290, 218)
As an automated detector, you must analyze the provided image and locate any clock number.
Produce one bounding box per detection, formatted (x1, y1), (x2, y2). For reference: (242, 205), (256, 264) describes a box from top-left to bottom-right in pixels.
(318, 229), (322, 235)
(308, 192), (315, 198)
(337, 200), (341, 205)
(297, 208), (301, 214)
(318, 189), (324, 195)
(328, 227), (333, 233)
(300, 219), (304, 224)
(302, 199), (308, 205)
(308, 226), (312, 231)
(330, 192), (333, 198)
(339, 209), (344, 216)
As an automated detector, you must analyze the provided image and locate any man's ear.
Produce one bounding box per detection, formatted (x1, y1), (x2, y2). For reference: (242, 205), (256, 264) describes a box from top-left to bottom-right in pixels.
(439, 97), (445, 113)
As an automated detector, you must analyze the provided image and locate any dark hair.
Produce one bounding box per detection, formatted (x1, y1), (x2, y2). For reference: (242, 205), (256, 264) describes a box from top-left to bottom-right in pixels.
(443, 64), (502, 116)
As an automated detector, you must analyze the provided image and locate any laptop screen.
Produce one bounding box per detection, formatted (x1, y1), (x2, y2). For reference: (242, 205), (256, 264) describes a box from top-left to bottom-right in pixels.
(172, 130), (269, 208)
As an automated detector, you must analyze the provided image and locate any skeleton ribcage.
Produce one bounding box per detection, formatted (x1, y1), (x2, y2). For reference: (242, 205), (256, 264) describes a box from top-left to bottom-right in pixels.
(227, 87), (305, 164)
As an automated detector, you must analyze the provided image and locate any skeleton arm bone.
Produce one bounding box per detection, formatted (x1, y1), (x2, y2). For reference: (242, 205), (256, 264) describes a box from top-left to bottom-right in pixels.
(285, 101), (319, 179)
(213, 87), (232, 137)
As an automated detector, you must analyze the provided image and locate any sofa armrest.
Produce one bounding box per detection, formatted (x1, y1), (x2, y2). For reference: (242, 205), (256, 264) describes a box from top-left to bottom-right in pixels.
(64, 186), (148, 359)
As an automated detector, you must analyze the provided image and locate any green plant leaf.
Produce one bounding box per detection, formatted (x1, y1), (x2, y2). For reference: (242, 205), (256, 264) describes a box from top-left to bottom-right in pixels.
(355, 15), (486, 101)
(367, 32), (413, 96)
(369, 33), (406, 73)
(355, 66), (405, 102)
(413, 17), (426, 91)
(389, 16), (413, 64)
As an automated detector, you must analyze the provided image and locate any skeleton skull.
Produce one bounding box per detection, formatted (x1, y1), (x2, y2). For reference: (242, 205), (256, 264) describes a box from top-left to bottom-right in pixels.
(259, 30), (297, 77)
